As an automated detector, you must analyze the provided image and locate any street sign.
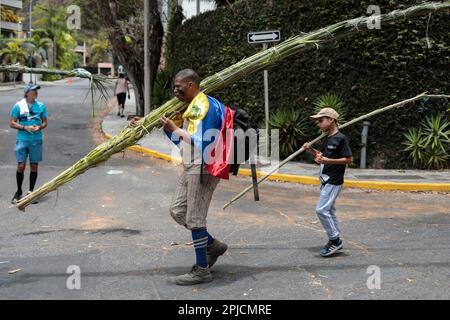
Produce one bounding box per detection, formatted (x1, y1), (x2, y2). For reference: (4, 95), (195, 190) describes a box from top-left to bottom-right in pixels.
(247, 30), (281, 44)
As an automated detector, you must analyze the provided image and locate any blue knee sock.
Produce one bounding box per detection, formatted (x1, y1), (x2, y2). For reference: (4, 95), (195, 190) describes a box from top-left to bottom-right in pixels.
(191, 230), (208, 268)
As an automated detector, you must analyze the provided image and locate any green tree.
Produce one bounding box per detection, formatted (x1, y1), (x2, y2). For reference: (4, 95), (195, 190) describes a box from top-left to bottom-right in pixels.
(0, 41), (26, 64)
(32, 1), (77, 69)
(0, 41), (27, 83)
(89, 0), (164, 116)
(56, 31), (80, 70)
(165, 1), (184, 76)
(21, 35), (53, 67)
(89, 33), (112, 65)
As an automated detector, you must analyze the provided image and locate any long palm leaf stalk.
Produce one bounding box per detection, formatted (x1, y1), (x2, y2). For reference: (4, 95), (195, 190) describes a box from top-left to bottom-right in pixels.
(0, 64), (112, 117)
(16, 2), (450, 210)
(222, 93), (450, 210)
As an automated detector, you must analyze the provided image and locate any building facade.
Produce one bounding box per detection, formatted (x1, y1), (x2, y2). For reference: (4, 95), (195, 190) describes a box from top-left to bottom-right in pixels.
(0, 0), (23, 37)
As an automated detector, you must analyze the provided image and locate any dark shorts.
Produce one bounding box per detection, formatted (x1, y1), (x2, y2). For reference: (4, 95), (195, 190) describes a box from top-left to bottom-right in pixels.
(14, 140), (43, 163)
(117, 93), (127, 107)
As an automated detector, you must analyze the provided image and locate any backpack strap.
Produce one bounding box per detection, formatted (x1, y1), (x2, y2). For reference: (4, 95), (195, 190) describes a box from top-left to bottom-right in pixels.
(200, 155), (204, 184)
(190, 138), (204, 184)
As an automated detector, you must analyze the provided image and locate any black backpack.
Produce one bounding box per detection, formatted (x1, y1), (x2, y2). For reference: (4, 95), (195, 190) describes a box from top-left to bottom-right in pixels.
(229, 106), (259, 175)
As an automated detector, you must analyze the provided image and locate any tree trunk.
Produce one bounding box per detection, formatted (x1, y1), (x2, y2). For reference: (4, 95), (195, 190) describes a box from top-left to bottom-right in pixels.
(94, 0), (163, 116)
(47, 44), (54, 68)
(53, 39), (58, 68)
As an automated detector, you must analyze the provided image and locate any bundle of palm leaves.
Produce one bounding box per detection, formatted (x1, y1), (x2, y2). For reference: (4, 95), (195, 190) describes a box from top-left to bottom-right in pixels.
(16, 2), (450, 210)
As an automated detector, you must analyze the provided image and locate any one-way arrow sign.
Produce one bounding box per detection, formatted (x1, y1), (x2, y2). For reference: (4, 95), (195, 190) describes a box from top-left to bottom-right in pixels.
(248, 30), (281, 44)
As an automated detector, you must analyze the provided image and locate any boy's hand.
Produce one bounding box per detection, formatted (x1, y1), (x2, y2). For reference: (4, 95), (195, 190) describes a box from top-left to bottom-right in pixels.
(302, 142), (312, 151)
(314, 152), (324, 164)
(160, 116), (178, 132)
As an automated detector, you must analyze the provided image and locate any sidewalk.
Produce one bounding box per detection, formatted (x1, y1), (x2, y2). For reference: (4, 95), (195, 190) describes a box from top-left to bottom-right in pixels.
(102, 89), (450, 192)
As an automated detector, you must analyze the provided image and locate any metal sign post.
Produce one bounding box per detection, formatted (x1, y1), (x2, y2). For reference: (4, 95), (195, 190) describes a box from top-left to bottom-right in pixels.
(248, 30), (281, 157)
(263, 43), (270, 157)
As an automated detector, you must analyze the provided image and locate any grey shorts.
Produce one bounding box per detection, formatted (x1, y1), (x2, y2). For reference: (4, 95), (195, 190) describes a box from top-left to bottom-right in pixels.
(169, 168), (220, 230)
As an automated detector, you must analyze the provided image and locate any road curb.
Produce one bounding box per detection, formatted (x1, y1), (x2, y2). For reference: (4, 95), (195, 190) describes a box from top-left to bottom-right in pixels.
(103, 133), (450, 192)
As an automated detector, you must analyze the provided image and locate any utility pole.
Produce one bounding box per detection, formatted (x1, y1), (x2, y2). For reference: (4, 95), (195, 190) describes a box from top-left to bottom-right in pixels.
(360, 121), (370, 169)
(247, 30), (281, 158)
(29, 0), (33, 83)
(263, 42), (269, 157)
(29, 0), (32, 38)
(196, 0), (200, 15)
(144, 0), (151, 115)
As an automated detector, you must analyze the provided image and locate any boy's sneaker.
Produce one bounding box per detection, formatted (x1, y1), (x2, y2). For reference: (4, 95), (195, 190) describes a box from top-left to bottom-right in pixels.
(11, 192), (22, 204)
(175, 265), (213, 285)
(320, 239), (343, 257)
(207, 239), (228, 268)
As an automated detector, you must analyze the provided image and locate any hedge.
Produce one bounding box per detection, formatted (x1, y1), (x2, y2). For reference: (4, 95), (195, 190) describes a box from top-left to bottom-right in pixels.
(171, 0), (449, 168)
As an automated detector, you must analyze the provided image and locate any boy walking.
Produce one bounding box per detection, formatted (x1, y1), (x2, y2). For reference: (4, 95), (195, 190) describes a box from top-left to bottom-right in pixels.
(303, 108), (353, 257)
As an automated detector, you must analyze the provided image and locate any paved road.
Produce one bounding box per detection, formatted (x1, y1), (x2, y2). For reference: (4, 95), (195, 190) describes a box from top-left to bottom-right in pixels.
(0, 80), (449, 300)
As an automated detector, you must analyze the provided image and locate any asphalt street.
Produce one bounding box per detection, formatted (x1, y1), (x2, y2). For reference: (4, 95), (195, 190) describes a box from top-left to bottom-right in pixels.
(0, 80), (449, 300)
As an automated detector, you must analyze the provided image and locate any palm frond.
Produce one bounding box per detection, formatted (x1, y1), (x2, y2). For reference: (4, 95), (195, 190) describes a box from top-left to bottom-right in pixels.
(0, 64), (112, 110)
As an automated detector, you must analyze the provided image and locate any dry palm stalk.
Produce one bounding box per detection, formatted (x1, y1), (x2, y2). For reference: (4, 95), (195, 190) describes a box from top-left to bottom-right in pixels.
(222, 93), (450, 210)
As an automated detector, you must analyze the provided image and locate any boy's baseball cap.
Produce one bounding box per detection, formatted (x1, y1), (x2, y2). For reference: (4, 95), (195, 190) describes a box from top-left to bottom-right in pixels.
(24, 83), (41, 94)
(310, 107), (339, 120)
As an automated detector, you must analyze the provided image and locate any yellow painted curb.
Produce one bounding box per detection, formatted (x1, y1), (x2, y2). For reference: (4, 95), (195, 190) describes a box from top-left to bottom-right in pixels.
(103, 132), (450, 192)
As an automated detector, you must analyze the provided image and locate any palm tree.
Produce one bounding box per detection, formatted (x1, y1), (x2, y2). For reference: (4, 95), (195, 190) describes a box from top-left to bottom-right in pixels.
(0, 36), (14, 82)
(0, 41), (27, 64)
(22, 35), (53, 67)
(0, 41), (27, 84)
(33, 2), (68, 67)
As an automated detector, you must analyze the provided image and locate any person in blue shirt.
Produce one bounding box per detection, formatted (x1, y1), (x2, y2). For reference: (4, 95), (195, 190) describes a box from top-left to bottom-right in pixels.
(9, 84), (48, 204)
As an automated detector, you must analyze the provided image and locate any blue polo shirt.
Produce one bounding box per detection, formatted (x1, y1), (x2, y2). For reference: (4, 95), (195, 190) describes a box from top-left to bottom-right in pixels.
(10, 99), (48, 141)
